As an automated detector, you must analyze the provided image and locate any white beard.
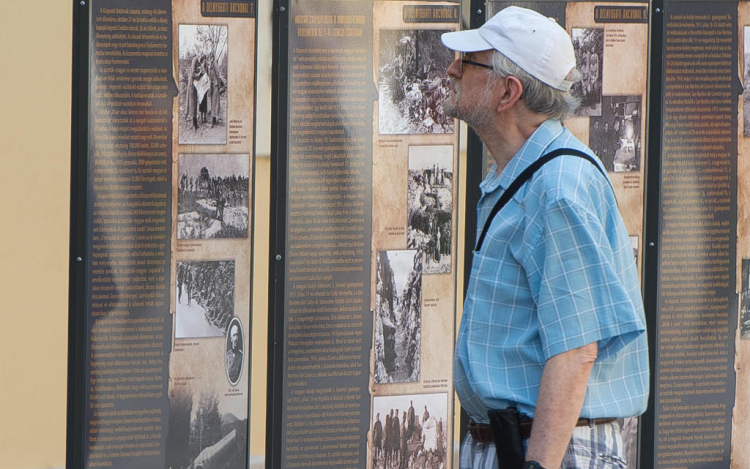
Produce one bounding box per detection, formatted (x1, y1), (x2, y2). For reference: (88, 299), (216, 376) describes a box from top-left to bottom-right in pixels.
(443, 77), (494, 130)
(442, 78), (461, 118)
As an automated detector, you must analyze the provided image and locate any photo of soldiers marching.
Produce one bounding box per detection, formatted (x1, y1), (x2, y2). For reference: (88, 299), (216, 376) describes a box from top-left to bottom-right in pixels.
(177, 154), (250, 239)
(371, 394), (448, 469)
(175, 260), (235, 338)
(378, 29), (455, 134)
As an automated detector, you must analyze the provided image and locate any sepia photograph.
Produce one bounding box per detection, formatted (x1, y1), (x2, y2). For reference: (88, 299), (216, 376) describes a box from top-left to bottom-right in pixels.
(225, 317), (244, 385)
(179, 24), (228, 145)
(486, 3), (565, 23)
(378, 29), (454, 135)
(177, 154), (250, 239)
(742, 259), (750, 339)
(175, 260), (235, 338)
(407, 146), (453, 274)
(744, 26), (750, 137)
(374, 250), (423, 384)
(371, 393), (448, 469)
(622, 416), (639, 469)
(589, 96), (642, 172)
(165, 388), (248, 469)
(630, 235), (639, 263)
(572, 28), (604, 117)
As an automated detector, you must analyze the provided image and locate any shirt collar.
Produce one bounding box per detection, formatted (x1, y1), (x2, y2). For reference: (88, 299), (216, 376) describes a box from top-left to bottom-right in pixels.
(479, 119), (565, 195)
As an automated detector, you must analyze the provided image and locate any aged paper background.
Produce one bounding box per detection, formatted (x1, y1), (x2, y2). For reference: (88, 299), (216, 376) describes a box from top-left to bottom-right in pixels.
(369, 2), (459, 468)
(734, 4), (750, 468)
(168, 0), (256, 434)
(565, 2), (649, 272)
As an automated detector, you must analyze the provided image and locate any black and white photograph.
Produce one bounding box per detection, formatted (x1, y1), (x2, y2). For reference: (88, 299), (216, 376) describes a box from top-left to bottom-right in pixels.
(407, 146), (453, 274)
(744, 26), (750, 137)
(371, 393), (448, 469)
(165, 388), (248, 469)
(741, 259), (750, 339)
(378, 29), (454, 134)
(572, 28), (604, 117)
(175, 260), (235, 338)
(622, 416), (639, 469)
(177, 154), (250, 239)
(225, 317), (244, 385)
(179, 24), (228, 145)
(374, 250), (423, 384)
(589, 96), (642, 172)
(630, 235), (639, 263)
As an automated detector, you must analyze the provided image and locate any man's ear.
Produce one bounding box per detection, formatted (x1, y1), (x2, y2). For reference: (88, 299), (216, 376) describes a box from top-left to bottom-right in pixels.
(496, 75), (524, 113)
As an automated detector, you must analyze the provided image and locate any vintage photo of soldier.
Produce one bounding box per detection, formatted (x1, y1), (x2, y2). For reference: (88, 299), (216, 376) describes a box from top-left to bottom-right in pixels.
(177, 154), (250, 239)
(378, 29), (454, 135)
(175, 260), (235, 338)
(178, 24), (228, 145)
(225, 317), (244, 385)
(741, 260), (750, 338)
(374, 250), (423, 384)
(371, 393), (448, 469)
(572, 28), (604, 117)
(589, 96), (642, 172)
(406, 146), (453, 274)
(165, 388), (248, 469)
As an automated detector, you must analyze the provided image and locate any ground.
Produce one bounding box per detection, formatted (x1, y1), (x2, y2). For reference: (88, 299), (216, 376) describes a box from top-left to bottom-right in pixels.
(179, 95), (228, 145)
(175, 287), (224, 338)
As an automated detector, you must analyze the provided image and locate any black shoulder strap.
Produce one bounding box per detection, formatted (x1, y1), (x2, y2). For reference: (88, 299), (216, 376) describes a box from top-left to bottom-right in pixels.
(474, 148), (608, 252)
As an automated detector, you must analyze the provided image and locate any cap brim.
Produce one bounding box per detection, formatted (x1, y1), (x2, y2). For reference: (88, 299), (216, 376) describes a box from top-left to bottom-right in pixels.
(441, 29), (493, 52)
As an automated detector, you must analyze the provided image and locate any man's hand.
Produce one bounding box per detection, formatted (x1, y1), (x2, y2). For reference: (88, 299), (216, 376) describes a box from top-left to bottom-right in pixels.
(524, 342), (598, 468)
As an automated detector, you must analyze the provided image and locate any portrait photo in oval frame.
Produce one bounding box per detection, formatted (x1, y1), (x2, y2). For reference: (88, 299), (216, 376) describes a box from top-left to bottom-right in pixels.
(225, 317), (244, 385)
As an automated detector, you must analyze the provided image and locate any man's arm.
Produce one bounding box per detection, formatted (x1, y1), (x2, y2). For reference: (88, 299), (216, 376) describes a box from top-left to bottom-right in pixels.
(524, 342), (598, 468)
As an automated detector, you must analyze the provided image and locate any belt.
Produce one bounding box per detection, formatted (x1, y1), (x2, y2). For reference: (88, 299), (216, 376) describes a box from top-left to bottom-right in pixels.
(468, 417), (617, 443)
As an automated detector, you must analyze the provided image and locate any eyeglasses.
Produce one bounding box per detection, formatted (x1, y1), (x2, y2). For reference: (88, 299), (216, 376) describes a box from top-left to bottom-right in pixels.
(460, 52), (493, 72)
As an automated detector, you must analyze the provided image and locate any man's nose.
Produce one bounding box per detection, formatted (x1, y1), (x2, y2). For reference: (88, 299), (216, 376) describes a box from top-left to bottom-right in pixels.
(446, 58), (462, 78)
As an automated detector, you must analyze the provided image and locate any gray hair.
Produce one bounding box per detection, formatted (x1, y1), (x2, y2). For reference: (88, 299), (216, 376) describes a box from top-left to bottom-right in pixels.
(488, 51), (581, 120)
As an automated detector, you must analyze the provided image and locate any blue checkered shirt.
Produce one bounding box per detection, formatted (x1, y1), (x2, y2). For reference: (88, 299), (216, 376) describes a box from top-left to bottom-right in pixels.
(455, 119), (649, 423)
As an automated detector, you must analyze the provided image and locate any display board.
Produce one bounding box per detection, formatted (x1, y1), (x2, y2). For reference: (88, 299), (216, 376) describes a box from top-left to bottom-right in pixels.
(268, 1), (460, 468)
(475, 1), (651, 463)
(67, 1), (258, 468)
(652, 2), (740, 467)
(66, 0), (750, 467)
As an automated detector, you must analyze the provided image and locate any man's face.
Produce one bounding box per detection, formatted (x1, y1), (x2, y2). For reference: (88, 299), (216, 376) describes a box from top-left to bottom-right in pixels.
(230, 325), (239, 350)
(444, 50), (497, 130)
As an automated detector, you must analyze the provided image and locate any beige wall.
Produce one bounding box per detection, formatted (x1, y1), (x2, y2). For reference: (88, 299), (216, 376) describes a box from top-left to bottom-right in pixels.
(0, 2), (273, 468)
(1, 2), (73, 468)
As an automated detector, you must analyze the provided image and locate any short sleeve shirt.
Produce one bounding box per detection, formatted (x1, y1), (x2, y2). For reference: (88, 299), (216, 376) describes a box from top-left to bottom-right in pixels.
(454, 119), (649, 422)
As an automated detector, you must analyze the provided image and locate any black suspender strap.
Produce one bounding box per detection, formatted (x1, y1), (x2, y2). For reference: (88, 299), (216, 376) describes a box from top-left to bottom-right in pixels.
(474, 148), (609, 252)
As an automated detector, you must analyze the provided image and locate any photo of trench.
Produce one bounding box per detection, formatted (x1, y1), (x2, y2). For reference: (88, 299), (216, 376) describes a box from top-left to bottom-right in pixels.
(373, 250), (423, 384)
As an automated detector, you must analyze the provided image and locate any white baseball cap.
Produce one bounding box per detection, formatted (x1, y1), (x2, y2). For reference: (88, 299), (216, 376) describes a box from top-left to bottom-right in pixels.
(441, 6), (576, 92)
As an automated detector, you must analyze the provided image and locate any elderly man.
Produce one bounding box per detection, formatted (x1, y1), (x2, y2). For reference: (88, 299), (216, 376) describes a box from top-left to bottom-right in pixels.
(441, 7), (648, 469)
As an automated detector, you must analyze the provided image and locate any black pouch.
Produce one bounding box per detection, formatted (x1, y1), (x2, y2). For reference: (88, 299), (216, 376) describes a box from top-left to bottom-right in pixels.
(487, 407), (524, 469)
